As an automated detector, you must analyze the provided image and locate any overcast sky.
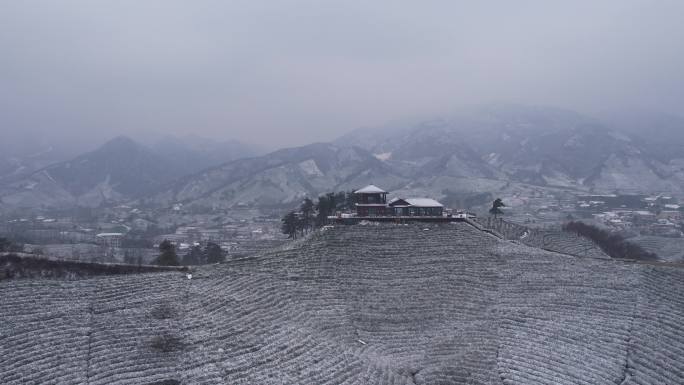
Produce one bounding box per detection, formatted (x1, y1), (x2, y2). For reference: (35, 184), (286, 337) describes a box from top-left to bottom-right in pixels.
(1, 0), (683, 151)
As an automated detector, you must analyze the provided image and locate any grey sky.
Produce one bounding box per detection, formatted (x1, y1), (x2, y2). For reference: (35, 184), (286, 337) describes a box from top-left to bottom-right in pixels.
(1, 0), (683, 150)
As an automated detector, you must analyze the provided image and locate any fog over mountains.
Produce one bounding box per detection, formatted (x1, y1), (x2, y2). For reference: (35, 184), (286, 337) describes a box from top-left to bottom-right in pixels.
(0, 136), (260, 210)
(1, 105), (683, 211)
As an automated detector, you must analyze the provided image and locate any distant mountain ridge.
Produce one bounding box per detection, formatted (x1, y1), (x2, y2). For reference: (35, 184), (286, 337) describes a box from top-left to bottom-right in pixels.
(2, 105), (683, 211)
(0, 137), (177, 208)
(150, 135), (263, 173)
(147, 105), (684, 210)
(338, 105), (684, 193)
(146, 142), (405, 209)
(0, 135), (261, 210)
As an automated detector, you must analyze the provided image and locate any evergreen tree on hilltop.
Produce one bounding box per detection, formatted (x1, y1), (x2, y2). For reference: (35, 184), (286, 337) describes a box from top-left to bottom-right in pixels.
(155, 239), (179, 266)
(315, 192), (338, 227)
(281, 211), (298, 239)
(300, 198), (315, 233)
(489, 198), (506, 218)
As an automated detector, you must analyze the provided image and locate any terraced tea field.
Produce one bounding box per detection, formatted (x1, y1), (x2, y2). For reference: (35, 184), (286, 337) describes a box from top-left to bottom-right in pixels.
(479, 217), (610, 259)
(1, 223), (682, 384)
(631, 235), (684, 263)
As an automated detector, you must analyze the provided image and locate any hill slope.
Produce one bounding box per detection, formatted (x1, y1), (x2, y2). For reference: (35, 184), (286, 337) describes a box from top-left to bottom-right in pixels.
(1, 223), (682, 384)
(339, 105), (684, 194)
(0, 137), (181, 208)
(146, 106), (684, 210)
(148, 142), (406, 209)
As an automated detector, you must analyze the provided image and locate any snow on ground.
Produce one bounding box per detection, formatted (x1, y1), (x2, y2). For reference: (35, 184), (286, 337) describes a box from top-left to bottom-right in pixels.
(1, 223), (682, 384)
(297, 159), (324, 177)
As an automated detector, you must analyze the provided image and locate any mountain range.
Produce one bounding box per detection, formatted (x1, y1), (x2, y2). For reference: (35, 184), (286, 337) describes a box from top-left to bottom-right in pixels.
(1, 105), (683, 212)
(0, 136), (260, 210)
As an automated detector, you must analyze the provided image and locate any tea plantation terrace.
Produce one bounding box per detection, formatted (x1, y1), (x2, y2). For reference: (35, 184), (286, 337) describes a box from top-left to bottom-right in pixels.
(1, 222), (682, 384)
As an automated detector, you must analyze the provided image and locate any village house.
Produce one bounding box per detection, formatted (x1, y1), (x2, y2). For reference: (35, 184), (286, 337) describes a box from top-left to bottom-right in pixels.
(354, 185), (444, 217)
(96, 232), (124, 248)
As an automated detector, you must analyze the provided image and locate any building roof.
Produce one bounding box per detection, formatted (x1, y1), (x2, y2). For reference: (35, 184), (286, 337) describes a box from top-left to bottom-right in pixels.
(354, 184), (387, 194)
(405, 198), (444, 208)
(388, 198), (411, 207)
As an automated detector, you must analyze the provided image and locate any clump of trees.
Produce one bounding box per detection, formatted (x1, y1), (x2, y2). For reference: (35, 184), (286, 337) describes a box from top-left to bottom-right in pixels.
(281, 191), (357, 239)
(150, 302), (177, 320)
(154, 240), (226, 266)
(150, 332), (183, 353)
(562, 221), (658, 261)
(181, 242), (226, 265)
(154, 240), (179, 266)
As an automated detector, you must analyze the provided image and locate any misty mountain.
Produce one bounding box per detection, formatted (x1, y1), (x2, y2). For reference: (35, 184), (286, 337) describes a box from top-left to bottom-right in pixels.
(147, 106), (684, 210)
(0, 137), (183, 209)
(339, 105), (684, 193)
(146, 142), (406, 209)
(150, 135), (263, 174)
(0, 134), (265, 210)
(607, 112), (684, 162)
(2, 106), (683, 212)
(0, 141), (82, 183)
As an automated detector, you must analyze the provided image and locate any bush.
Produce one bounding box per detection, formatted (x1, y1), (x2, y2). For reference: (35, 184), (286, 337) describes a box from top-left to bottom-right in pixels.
(150, 303), (177, 320)
(150, 333), (183, 353)
(0, 254), (188, 280)
(155, 240), (179, 266)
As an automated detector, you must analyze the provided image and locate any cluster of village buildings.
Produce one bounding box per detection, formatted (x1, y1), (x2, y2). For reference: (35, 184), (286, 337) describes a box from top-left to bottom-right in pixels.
(2, 185), (682, 264)
(578, 195), (683, 237)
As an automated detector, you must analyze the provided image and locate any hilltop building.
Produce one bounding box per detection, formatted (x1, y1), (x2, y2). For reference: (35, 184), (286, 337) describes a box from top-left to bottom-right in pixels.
(388, 198), (444, 217)
(354, 185), (389, 216)
(354, 185), (444, 217)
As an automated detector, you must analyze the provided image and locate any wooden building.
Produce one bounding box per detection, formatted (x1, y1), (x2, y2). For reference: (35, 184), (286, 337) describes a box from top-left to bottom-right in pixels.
(388, 198), (444, 217)
(354, 185), (388, 217)
(354, 185), (444, 217)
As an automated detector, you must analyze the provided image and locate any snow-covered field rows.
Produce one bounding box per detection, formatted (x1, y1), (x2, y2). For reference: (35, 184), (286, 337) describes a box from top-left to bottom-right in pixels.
(481, 217), (609, 259)
(524, 230), (610, 259)
(631, 235), (684, 262)
(1, 223), (682, 384)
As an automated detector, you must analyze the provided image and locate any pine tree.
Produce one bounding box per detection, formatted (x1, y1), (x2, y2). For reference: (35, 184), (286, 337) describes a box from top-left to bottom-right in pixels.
(281, 211), (298, 239)
(315, 195), (331, 227)
(489, 198), (505, 218)
(205, 242), (225, 264)
(300, 198), (315, 233)
(181, 245), (203, 265)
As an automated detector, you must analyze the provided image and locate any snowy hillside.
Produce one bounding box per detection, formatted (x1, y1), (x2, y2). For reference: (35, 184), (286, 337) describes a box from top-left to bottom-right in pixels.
(1, 223), (682, 384)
